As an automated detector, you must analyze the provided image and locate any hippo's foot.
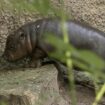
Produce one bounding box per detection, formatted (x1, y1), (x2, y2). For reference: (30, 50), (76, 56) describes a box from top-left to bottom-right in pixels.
(24, 60), (42, 68)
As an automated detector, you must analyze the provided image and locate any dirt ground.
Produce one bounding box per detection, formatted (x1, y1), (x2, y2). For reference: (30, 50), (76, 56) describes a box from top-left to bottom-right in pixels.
(58, 73), (105, 105)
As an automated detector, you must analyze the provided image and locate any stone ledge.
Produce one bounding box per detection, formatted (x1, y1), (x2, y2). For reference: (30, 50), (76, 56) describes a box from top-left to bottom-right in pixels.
(0, 64), (69, 105)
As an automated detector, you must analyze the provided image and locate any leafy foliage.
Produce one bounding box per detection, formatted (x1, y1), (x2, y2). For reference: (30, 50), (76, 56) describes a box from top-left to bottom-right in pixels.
(45, 35), (105, 79)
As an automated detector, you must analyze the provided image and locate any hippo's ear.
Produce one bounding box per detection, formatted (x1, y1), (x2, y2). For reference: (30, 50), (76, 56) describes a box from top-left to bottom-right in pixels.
(19, 31), (25, 40)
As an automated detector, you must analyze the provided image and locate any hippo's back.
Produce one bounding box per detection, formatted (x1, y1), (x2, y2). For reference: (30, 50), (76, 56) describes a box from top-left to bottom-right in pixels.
(40, 18), (105, 58)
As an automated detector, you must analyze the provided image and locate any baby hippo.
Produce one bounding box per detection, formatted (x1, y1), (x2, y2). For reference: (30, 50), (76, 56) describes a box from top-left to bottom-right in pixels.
(3, 18), (105, 67)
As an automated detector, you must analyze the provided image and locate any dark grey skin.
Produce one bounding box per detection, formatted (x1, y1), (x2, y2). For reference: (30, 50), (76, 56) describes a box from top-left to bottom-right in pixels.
(3, 18), (105, 68)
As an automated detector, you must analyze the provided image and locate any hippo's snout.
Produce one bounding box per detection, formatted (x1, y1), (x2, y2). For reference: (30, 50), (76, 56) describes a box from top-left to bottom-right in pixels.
(2, 51), (14, 61)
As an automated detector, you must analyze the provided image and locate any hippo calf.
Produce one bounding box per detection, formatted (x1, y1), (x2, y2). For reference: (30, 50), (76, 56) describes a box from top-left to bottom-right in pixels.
(3, 18), (105, 68)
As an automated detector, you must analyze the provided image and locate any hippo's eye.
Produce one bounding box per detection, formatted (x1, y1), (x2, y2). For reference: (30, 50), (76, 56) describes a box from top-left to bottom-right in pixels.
(9, 45), (16, 51)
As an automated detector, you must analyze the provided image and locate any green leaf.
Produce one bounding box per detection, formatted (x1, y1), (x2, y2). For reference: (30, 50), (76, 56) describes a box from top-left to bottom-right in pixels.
(45, 34), (105, 73)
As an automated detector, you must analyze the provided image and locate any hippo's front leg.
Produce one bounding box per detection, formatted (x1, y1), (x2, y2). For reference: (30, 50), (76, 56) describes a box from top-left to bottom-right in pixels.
(27, 48), (47, 68)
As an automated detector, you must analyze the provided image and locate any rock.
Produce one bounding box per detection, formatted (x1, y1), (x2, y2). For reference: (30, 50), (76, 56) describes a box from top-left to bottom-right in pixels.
(0, 63), (105, 105)
(0, 64), (69, 105)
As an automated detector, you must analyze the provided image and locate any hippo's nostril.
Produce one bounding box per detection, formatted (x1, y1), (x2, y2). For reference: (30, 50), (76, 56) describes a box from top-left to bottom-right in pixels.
(2, 53), (4, 57)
